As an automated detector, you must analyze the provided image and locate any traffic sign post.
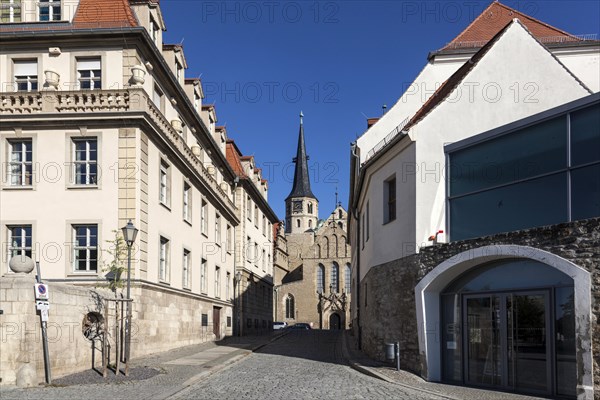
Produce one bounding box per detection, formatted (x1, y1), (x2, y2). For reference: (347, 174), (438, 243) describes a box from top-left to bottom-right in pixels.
(34, 262), (51, 384)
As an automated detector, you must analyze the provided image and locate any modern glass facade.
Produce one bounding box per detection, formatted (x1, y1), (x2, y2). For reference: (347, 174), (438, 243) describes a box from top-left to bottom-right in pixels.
(448, 100), (600, 241)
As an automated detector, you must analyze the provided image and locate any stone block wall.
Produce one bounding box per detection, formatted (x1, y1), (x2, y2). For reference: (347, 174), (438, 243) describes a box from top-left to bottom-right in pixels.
(359, 218), (600, 390)
(0, 274), (233, 386)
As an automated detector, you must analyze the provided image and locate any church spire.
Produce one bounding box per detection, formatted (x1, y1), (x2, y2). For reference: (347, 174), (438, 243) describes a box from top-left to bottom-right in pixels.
(286, 112), (317, 201)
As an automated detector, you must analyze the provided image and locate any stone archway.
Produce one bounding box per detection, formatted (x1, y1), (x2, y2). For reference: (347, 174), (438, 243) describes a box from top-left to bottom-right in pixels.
(414, 245), (593, 399)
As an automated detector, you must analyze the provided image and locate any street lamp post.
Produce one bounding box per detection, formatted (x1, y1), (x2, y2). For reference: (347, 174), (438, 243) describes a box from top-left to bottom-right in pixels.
(121, 220), (138, 375)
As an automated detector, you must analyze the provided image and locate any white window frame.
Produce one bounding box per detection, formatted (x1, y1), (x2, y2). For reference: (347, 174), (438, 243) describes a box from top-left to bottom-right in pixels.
(262, 249), (266, 272)
(215, 266), (221, 298)
(7, 139), (32, 186)
(71, 137), (98, 185)
(246, 196), (252, 222)
(159, 236), (169, 282)
(182, 249), (190, 289)
(345, 264), (351, 293)
(6, 225), (32, 261)
(1, 0), (22, 23)
(201, 200), (208, 236)
(38, 0), (61, 21)
(13, 60), (37, 92)
(159, 161), (170, 207)
(215, 213), (221, 244)
(200, 258), (207, 294)
(76, 58), (101, 90)
(175, 60), (183, 82)
(72, 224), (98, 272)
(183, 182), (191, 222)
(226, 224), (232, 254)
(226, 272), (231, 300)
(150, 17), (159, 45)
(153, 85), (164, 111)
(254, 205), (259, 228)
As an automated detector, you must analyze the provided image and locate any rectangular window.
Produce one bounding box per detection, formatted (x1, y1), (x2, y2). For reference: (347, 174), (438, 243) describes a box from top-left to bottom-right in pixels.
(246, 196), (252, 221)
(159, 161), (171, 207)
(215, 266), (221, 298)
(182, 249), (190, 288)
(202, 313), (208, 327)
(254, 243), (259, 267)
(7, 225), (32, 260)
(7, 139), (32, 186)
(246, 236), (251, 264)
(72, 138), (98, 185)
(153, 85), (163, 111)
(345, 265), (351, 293)
(1, 0), (22, 23)
(215, 213), (221, 244)
(361, 213), (365, 248)
(150, 17), (159, 45)
(200, 258), (207, 293)
(254, 205), (259, 228)
(262, 249), (266, 271)
(384, 176), (396, 223)
(77, 58), (101, 90)
(14, 60), (37, 91)
(183, 182), (191, 222)
(201, 200), (208, 236)
(194, 92), (200, 111)
(226, 224), (232, 253)
(366, 202), (370, 241)
(73, 225), (98, 272)
(38, 0), (60, 21)
(159, 236), (169, 281)
(262, 215), (266, 236)
(175, 60), (183, 82)
(226, 272), (231, 300)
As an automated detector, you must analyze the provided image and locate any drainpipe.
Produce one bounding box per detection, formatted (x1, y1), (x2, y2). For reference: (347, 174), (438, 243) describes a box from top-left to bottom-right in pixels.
(232, 177), (241, 336)
(350, 143), (362, 350)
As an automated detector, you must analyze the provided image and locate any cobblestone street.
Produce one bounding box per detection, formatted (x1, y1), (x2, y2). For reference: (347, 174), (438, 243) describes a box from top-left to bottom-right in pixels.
(170, 330), (443, 400)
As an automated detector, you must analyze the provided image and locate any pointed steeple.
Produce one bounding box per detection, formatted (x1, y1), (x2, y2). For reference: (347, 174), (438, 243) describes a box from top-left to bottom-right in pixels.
(286, 112), (317, 201)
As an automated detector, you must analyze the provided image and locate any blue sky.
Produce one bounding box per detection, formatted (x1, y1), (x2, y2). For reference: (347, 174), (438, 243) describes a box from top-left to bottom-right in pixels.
(161, 0), (600, 220)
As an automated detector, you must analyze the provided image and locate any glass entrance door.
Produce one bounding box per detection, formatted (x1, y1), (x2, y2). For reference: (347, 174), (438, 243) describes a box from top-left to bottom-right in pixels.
(463, 292), (551, 395)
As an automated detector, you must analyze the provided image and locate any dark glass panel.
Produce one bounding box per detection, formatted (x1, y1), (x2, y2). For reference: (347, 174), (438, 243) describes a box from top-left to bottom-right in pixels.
(571, 164), (600, 221)
(442, 294), (462, 382)
(571, 104), (600, 166)
(450, 116), (567, 196)
(443, 260), (572, 294)
(555, 286), (576, 397)
(450, 173), (567, 241)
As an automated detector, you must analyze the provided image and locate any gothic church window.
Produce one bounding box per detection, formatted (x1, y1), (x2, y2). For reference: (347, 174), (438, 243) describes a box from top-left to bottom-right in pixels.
(285, 294), (295, 319)
(331, 262), (339, 293)
(317, 264), (325, 293)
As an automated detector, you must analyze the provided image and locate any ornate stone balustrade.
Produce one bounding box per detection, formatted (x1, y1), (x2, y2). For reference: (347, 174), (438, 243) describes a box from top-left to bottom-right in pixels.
(0, 88), (235, 212)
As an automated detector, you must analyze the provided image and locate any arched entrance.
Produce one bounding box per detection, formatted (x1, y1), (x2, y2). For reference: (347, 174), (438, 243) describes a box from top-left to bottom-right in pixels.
(329, 313), (341, 330)
(415, 245), (593, 399)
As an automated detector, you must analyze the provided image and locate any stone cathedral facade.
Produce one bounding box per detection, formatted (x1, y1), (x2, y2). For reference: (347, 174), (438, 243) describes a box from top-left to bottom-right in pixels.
(273, 115), (351, 330)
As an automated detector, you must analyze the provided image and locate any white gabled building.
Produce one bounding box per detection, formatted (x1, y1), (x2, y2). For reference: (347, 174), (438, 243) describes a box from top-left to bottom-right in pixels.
(348, 3), (599, 398)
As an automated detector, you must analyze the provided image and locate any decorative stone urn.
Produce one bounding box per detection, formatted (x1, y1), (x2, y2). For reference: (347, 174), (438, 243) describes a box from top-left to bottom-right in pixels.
(170, 119), (183, 133)
(44, 69), (60, 90)
(191, 145), (202, 158)
(206, 165), (216, 176)
(130, 65), (146, 86)
(9, 255), (35, 274)
(219, 182), (229, 194)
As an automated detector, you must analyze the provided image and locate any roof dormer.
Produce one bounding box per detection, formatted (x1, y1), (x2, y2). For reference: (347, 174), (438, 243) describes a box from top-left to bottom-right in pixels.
(130, 0), (165, 49)
(201, 104), (217, 136)
(162, 44), (187, 85)
(184, 78), (204, 114)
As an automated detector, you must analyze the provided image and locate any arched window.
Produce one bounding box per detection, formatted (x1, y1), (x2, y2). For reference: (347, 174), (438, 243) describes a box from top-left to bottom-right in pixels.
(331, 262), (339, 293)
(338, 221), (343, 229)
(341, 236), (348, 257)
(333, 234), (339, 257)
(308, 219), (312, 228)
(338, 209), (342, 219)
(315, 244), (321, 258)
(308, 203), (313, 214)
(323, 236), (330, 258)
(345, 264), (351, 293)
(317, 264), (325, 293)
(285, 294), (295, 319)
(296, 219), (301, 228)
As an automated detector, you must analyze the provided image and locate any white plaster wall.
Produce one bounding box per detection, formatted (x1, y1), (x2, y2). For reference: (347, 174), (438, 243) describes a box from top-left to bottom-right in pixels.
(0, 127), (120, 279)
(356, 55), (470, 163)
(555, 48), (600, 93)
(411, 22), (592, 247)
(145, 139), (235, 299)
(357, 141), (416, 280)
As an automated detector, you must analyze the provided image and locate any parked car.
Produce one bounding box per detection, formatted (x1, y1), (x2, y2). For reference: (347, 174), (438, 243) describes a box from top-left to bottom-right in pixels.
(272, 321), (288, 330)
(287, 323), (312, 330)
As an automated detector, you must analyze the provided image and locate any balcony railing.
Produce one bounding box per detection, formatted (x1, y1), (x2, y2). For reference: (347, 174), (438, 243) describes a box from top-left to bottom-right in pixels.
(0, 88), (235, 211)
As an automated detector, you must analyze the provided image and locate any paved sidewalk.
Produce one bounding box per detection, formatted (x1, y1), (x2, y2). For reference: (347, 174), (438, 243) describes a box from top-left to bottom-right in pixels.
(0, 332), (286, 400)
(341, 331), (545, 400)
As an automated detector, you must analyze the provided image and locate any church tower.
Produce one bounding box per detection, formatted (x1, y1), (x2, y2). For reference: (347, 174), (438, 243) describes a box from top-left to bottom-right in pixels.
(285, 112), (318, 234)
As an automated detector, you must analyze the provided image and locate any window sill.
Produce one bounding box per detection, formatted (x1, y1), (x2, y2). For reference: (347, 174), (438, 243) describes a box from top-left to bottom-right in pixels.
(382, 218), (396, 226)
(2, 185), (34, 191)
(67, 184), (99, 190)
(201, 231), (208, 238)
(67, 272), (99, 277)
(183, 219), (192, 227)
(158, 280), (170, 286)
(160, 202), (171, 212)
(182, 287), (191, 291)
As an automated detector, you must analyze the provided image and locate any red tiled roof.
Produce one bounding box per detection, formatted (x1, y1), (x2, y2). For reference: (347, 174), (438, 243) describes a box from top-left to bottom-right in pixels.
(443, 1), (579, 50)
(225, 141), (247, 178)
(73, 0), (138, 28)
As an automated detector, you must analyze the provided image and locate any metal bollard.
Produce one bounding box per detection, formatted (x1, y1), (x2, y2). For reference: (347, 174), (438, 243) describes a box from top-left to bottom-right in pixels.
(395, 341), (400, 371)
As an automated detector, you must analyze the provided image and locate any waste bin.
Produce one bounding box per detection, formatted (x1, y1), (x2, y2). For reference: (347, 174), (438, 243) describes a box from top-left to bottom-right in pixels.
(385, 343), (395, 361)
